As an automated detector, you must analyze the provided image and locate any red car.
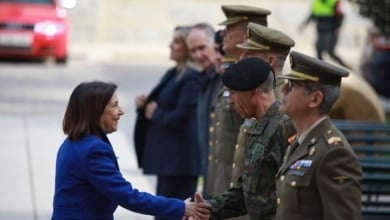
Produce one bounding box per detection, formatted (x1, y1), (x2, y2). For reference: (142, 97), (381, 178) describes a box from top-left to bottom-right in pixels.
(0, 0), (70, 63)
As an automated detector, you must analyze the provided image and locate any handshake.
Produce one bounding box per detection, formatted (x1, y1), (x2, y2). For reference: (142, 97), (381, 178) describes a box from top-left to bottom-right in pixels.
(183, 192), (211, 220)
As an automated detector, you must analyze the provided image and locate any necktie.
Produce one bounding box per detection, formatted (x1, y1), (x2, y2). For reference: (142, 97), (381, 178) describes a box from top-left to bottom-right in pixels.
(283, 139), (299, 164)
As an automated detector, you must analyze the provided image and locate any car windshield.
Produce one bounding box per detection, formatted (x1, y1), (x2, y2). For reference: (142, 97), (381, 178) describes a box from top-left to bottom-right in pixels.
(0, 0), (53, 3)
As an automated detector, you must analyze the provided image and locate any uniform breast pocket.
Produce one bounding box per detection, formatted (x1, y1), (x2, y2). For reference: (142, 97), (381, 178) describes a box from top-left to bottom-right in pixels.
(243, 146), (278, 195)
(282, 169), (314, 212)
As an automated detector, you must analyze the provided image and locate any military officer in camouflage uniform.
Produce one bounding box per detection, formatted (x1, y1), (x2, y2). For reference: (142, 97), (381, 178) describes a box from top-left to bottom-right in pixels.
(199, 57), (295, 220)
(230, 23), (295, 187)
(205, 5), (271, 203)
(276, 51), (362, 220)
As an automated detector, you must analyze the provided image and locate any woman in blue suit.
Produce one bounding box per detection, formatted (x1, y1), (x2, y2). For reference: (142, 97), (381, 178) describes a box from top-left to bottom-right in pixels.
(52, 81), (210, 219)
(134, 26), (203, 219)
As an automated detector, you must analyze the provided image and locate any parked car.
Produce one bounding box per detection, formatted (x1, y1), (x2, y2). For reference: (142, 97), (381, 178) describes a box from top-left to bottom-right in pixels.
(0, 0), (70, 64)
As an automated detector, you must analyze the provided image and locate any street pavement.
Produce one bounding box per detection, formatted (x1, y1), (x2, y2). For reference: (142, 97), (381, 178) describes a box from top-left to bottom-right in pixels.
(0, 0), (371, 219)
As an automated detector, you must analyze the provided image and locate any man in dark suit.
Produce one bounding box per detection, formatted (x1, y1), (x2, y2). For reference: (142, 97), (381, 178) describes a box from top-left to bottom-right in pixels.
(275, 51), (362, 220)
(134, 26), (203, 220)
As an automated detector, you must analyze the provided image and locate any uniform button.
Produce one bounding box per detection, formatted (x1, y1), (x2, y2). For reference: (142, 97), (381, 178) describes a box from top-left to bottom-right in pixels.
(291, 181), (296, 187)
(280, 175), (285, 181)
(209, 127), (214, 132)
(235, 144), (239, 149)
(215, 140), (219, 144)
(208, 155), (212, 160)
(277, 197), (281, 205)
(230, 182), (234, 188)
(309, 146), (316, 156)
(232, 163), (236, 168)
(226, 104), (230, 108)
(210, 113), (215, 118)
(243, 129), (247, 132)
(216, 121), (220, 127)
(209, 141), (213, 147)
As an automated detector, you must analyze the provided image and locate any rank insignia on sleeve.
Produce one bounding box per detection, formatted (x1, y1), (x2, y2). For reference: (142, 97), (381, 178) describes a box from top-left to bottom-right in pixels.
(333, 176), (349, 184)
(327, 136), (342, 144)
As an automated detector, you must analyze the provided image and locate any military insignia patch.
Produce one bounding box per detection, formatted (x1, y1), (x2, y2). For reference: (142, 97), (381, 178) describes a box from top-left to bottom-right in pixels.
(327, 136), (342, 144)
(333, 176), (349, 184)
(223, 90), (230, 97)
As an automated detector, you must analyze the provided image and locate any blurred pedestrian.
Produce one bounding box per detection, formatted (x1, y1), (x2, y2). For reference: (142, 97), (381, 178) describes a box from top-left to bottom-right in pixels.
(196, 58), (295, 220)
(186, 22), (220, 187)
(299, 0), (351, 69)
(276, 51), (362, 220)
(52, 81), (211, 220)
(133, 26), (203, 220)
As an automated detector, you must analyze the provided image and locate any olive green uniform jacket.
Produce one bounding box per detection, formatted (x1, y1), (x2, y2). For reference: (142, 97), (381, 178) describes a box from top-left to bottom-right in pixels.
(208, 101), (295, 220)
(275, 117), (362, 220)
(205, 85), (242, 198)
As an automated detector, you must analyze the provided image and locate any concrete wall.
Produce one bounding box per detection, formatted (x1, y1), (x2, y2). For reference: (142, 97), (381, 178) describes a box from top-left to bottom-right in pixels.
(66, 0), (372, 66)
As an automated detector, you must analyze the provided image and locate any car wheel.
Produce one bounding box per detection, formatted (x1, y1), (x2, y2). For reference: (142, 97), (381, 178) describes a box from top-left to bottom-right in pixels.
(56, 56), (68, 64)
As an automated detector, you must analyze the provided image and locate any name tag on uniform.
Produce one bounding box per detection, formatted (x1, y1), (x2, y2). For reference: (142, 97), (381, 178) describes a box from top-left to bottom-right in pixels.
(287, 170), (305, 176)
(290, 160), (312, 170)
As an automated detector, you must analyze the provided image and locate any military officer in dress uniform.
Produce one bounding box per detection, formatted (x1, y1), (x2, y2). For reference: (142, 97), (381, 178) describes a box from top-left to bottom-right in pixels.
(237, 22), (295, 99)
(199, 57), (295, 220)
(276, 51), (362, 220)
(219, 5), (271, 61)
(205, 6), (271, 212)
(230, 23), (295, 190)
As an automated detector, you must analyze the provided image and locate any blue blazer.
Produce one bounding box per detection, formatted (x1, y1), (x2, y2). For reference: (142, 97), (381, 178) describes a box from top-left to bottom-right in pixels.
(52, 133), (184, 219)
(138, 66), (202, 176)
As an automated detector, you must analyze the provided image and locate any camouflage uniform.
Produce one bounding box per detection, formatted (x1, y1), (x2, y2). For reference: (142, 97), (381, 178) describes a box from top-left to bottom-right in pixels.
(230, 74), (285, 188)
(208, 101), (296, 220)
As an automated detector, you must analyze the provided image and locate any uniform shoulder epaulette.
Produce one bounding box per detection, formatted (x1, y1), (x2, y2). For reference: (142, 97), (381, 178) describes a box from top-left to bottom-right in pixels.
(323, 128), (343, 148)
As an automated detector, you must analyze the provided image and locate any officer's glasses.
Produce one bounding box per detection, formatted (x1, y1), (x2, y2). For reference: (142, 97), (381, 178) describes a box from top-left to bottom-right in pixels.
(286, 80), (317, 93)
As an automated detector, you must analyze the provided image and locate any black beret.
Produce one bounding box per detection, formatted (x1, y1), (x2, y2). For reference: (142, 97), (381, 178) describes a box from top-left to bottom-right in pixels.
(279, 51), (349, 86)
(222, 57), (272, 91)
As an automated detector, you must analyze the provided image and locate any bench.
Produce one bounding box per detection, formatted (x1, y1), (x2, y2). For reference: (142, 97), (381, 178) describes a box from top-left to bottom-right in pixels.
(334, 120), (390, 220)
